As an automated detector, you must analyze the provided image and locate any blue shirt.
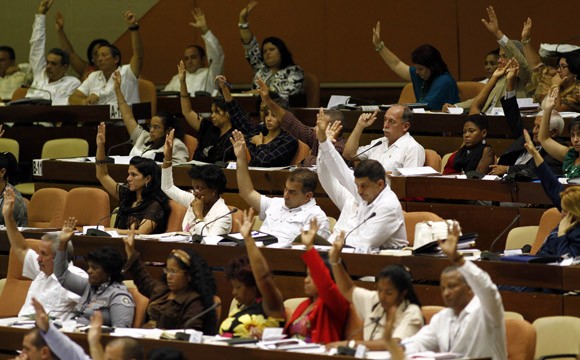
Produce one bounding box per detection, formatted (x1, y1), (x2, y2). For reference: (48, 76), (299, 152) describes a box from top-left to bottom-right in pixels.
(409, 67), (460, 110)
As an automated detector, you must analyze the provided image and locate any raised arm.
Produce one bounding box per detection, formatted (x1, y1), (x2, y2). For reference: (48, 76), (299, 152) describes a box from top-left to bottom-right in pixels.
(520, 17), (541, 69)
(2, 187), (29, 261)
(124, 9), (143, 78)
(539, 87), (569, 162)
(114, 70), (138, 136)
(240, 208), (285, 318)
(231, 130), (261, 211)
(372, 22), (411, 81)
(95, 122), (120, 200)
(178, 61), (202, 131)
(342, 110), (379, 160)
(54, 217), (88, 296)
(328, 232), (356, 302)
(55, 11), (88, 77)
(469, 59), (510, 115)
(191, 8), (224, 83)
(29, 0), (53, 75)
(238, 1), (258, 45)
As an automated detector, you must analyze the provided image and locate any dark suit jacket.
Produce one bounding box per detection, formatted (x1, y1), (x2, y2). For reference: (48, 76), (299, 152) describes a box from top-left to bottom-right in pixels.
(498, 95), (564, 176)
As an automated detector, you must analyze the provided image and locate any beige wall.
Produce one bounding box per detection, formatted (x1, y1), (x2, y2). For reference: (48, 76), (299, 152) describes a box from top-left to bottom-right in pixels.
(2, 1), (578, 86)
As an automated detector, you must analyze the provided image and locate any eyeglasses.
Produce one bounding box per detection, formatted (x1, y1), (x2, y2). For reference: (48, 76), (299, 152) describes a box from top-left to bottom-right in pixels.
(558, 64), (569, 70)
(148, 124), (163, 131)
(191, 185), (207, 193)
(163, 268), (186, 276)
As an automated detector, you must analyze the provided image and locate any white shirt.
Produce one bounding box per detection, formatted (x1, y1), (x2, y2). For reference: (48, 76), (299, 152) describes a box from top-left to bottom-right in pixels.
(351, 287), (423, 341)
(19, 249), (87, 320)
(163, 30), (225, 94)
(402, 261), (507, 360)
(356, 133), (425, 173)
(259, 196), (330, 245)
(129, 126), (189, 164)
(0, 64), (31, 100)
(161, 166), (232, 235)
(26, 14), (80, 105)
(318, 139), (407, 249)
(76, 64), (139, 105)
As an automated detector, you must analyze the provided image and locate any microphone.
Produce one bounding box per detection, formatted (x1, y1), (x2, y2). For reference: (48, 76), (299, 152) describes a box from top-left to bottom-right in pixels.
(481, 214), (521, 260)
(344, 212), (377, 243)
(194, 59), (213, 97)
(353, 141), (382, 160)
(191, 208), (238, 243)
(175, 301), (222, 341)
(104, 139), (133, 163)
(9, 85), (52, 105)
(215, 143), (234, 168)
(86, 209), (119, 237)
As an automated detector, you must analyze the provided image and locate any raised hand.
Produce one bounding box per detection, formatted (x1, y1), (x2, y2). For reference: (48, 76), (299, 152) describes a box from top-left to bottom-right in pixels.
(491, 58), (511, 79)
(505, 59), (519, 81)
(438, 220), (462, 263)
(256, 77), (270, 100)
(329, 230), (345, 264)
(327, 120), (343, 143)
(544, 86), (559, 110)
(356, 110), (378, 129)
(122, 229), (135, 258)
(87, 311), (103, 346)
(191, 196), (204, 220)
(123, 8), (137, 26)
(315, 108), (329, 143)
(163, 129), (175, 161)
(31, 298), (49, 332)
(230, 130), (247, 159)
(239, 0), (258, 23)
(372, 21), (382, 48)
(38, 0), (54, 15)
(59, 217), (78, 244)
(523, 129), (539, 155)
(551, 73), (567, 87)
(1, 186), (15, 219)
(238, 208), (256, 240)
(190, 8), (208, 32)
(177, 60), (186, 83)
(383, 305), (404, 360)
(55, 11), (64, 31)
(96, 122), (106, 148)
(521, 17), (532, 42)
(300, 217), (320, 250)
(481, 6), (501, 37)
(113, 70), (122, 91)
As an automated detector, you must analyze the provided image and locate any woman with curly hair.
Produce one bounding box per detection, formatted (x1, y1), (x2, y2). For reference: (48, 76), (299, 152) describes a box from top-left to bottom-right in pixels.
(122, 231), (218, 333)
(95, 122), (171, 234)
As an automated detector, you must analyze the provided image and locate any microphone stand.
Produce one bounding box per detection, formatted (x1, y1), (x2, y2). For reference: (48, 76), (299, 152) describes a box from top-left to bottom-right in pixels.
(191, 208), (238, 243)
(104, 139), (133, 163)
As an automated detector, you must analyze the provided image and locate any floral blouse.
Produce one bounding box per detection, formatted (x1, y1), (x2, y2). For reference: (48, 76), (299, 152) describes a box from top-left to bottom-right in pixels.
(219, 298), (284, 338)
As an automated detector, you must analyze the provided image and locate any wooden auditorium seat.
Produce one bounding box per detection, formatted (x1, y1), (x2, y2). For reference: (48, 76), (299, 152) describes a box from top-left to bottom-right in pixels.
(27, 188), (68, 228)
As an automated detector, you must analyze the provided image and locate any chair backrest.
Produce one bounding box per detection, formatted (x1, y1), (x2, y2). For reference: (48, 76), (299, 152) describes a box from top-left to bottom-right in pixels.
(397, 83), (416, 104)
(533, 316), (580, 359)
(228, 205), (243, 233)
(284, 297), (308, 320)
(252, 215), (263, 231)
(440, 152), (454, 172)
(403, 212), (444, 247)
(531, 208), (561, 254)
(27, 187), (68, 228)
(328, 216), (337, 233)
(11, 86), (27, 101)
(505, 318), (536, 360)
(61, 187), (110, 227)
(41, 138), (89, 159)
(182, 134), (198, 161)
(343, 304), (364, 341)
(504, 311), (525, 320)
(290, 140), (311, 166)
(123, 280), (150, 328)
(0, 239), (41, 317)
(138, 78), (157, 116)
(421, 305), (445, 325)
(424, 149), (442, 171)
(505, 226), (539, 250)
(0, 138), (20, 161)
(456, 81), (486, 102)
(303, 72), (320, 108)
(166, 200), (187, 232)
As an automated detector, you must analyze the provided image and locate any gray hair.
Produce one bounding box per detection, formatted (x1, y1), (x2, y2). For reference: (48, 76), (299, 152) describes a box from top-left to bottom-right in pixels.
(41, 232), (75, 262)
(536, 110), (565, 135)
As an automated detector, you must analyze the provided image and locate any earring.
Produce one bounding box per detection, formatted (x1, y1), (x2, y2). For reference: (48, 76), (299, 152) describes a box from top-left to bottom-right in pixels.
(482, 138), (487, 145)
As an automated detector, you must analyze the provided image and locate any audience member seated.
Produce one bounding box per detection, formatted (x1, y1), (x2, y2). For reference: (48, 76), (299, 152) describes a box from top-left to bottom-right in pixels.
(342, 106), (425, 174)
(122, 231), (218, 332)
(162, 130), (232, 235)
(3, 187), (86, 320)
(34, 299), (144, 360)
(545, 52), (580, 112)
(163, 8), (224, 95)
(538, 88), (580, 179)
(316, 113), (407, 249)
(372, 22), (459, 111)
(218, 76), (298, 167)
(401, 221), (507, 359)
(69, 8), (142, 105)
(231, 130), (330, 245)
(113, 72), (188, 164)
(54, 11), (109, 80)
(523, 129), (580, 258)
(443, 115), (494, 175)
(54, 217), (135, 328)
(327, 236), (423, 350)
(490, 62), (565, 177)
(0, 45), (31, 100)
(179, 63), (235, 164)
(0, 149), (28, 226)
(26, 0), (81, 106)
(478, 49), (500, 84)
(447, 7), (530, 113)
(238, 0), (304, 98)
(96, 123), (171, 235)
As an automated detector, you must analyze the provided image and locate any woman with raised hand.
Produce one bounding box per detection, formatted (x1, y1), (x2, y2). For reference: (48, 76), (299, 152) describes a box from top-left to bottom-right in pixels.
(122, 230), (218, 332)
(238, 0), (304, 98)
(372, 21), (459, 111)
(54, 217), (134, 328)
(539, 87), (580, 179)
(161, 129), (232, 235)
(326, 232), (423, 350)
(95, 122), (171, 235)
